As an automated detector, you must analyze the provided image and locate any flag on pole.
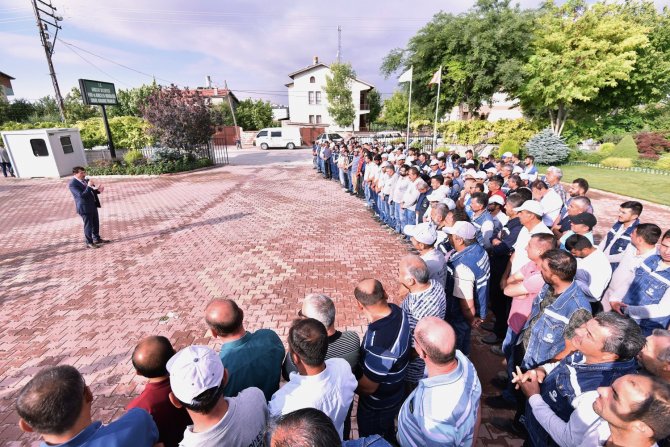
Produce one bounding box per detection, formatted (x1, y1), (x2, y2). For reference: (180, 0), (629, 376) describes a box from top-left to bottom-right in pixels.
(428, 67), (442, 85)
(398, 66), (413, 83)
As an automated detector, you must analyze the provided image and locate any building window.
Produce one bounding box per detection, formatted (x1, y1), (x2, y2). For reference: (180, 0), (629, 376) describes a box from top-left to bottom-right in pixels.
(308, 91), (315, 105)
(309, 76), (316, 83)
(316, 115), (322, 124)
(309, 115), (315, 124)
(315, 91), (321, 105)
(30, 139), (49, 157)
(60, 136), (74, 154)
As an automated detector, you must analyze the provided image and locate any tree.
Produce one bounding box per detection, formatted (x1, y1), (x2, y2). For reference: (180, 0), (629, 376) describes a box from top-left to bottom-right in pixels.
(234, 99), (274, 130)
(381, 0), (535, 114)
(518, 0), (649, 135)
(31, 96), (61, 122)
(367, 89), (382, 123)
(325, 62), (357, 129)
(380, 91), (410, 129)
(64, 87), (99, 122)
(107, 81), (160, 118)
(525, 128), (569, 164)
(142, 85), (213, 150)
(211, 101), (235, 126)
(6, 99), (36, 122)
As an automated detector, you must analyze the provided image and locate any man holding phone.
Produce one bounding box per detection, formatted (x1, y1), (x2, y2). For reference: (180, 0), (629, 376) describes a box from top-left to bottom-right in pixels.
(68, 166), (109, 249)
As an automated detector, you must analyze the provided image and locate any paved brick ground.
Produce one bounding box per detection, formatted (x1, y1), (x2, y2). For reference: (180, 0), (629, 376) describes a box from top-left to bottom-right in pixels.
(0, 151), (668, 446)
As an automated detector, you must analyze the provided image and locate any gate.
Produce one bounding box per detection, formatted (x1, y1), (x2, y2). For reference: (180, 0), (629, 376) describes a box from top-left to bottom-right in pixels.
(209, 137), (229, 165)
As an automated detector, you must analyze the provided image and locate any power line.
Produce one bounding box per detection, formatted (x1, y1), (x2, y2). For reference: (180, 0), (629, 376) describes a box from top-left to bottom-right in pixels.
(60, 41), (132, 87)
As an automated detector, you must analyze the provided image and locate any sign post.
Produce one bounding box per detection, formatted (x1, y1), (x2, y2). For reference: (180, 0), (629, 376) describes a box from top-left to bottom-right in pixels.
(78, 79), (119, 159)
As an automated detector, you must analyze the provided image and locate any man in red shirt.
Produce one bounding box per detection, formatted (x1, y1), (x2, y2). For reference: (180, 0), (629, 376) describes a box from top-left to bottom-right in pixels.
(127, 336), (192, 447)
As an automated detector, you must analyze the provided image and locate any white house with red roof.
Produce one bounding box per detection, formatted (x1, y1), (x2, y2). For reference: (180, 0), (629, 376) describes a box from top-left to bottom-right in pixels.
(285, 57), (374, 132)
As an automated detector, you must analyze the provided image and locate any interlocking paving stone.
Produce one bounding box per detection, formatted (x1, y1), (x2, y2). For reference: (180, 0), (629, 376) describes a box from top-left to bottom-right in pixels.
(0, 155), (668, 446)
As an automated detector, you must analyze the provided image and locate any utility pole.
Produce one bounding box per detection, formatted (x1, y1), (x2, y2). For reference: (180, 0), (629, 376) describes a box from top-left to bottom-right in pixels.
(31, 0), (66, 122)
(224, 80), (240, 148)
(336, 25), (342, 63)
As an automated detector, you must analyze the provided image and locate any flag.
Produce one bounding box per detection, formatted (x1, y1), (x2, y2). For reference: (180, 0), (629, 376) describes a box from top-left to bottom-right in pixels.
(429, 67), (442, 85)
(398, 66), (413, 83)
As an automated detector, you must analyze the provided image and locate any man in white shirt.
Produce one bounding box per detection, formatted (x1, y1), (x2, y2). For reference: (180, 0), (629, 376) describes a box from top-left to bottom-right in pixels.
(404, 222), (448, 287)
(565, 234), (613, 312)
(391, 164), (411, 233)
(401, 168), (423, 227)
(268, 318), (357, 440)
(516, 373), (670, 447)
(531, 179), (564, 227)
(509, 200), (553, 274)
(603, 223), (661, 312)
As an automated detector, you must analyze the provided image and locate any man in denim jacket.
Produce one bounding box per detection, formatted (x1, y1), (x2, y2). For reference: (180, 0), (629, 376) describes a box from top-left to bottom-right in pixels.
(517, 312), (645, 446)
(491, 249), (592, 436)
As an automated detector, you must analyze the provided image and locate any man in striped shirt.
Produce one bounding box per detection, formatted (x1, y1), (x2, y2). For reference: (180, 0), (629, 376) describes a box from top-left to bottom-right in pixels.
(399, 255), (447, 386)
(354, 278), (411, 442)
(397, 317), (482, 446)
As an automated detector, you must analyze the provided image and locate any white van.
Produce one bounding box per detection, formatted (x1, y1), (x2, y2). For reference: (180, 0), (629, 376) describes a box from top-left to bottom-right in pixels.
(254, 127), (303, 150)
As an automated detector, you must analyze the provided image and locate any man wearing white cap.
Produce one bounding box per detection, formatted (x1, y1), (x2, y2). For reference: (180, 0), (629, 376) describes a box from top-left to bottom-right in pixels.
(428, 159), (441, 177)
(531, 179), (564, 227)
(167, 346), (268, 447)
(510, 200), (553, 275)
(488, 194), (508, 238)
(404, 222), (448, 287)
(444, 221), (491, 355)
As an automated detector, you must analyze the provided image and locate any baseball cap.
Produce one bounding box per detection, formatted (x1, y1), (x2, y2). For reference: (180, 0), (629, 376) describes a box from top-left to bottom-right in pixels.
(398, 154), (407, 160)
(380, 161), (391, 168)
(426, 191), (446, 202)
(441, 197), (457, 210)
(167, 346), (224, 405)
(571, 212), (597, 229)
(486, 167), (498, 174)
(404, 222), (438, 245)
(502, 152), (513, 158)
(489, 195), (505, 206)
(512, 165), (523, 174)
(513, 200), (543, 216)
(464, 168), (478, 179)
(429, 159), (440, 166)
(476, 171), (487, 180)
(444, 221), (477, 240)
(464, 160), (475, 166)
(381, 153), (389, 158)
(437, 151), (446, 159)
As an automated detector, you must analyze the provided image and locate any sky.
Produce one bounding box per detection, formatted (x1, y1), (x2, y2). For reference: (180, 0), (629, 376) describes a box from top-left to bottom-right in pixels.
(1, 0), (669, 106)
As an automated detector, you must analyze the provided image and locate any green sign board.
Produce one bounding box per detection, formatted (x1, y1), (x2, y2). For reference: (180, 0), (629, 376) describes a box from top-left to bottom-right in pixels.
(78, 79), (118, 106)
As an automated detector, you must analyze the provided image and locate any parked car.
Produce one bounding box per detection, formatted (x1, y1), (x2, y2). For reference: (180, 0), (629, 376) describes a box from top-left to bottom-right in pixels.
(375, 130), (402, 138)
(315, 133), (344, 144)
(255, 127), (303, 150)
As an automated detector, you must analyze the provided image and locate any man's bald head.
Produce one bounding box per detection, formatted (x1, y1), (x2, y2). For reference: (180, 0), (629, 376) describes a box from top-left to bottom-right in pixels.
(400, 255), (430, 285)
(415, 317), (457, 365)
(205, 299), (244, 336)
(354, 279), (386, 306)
(131, 335), (175, 378)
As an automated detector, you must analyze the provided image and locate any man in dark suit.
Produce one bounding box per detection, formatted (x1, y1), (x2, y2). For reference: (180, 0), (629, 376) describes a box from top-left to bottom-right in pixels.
(68, 166), (109, 249)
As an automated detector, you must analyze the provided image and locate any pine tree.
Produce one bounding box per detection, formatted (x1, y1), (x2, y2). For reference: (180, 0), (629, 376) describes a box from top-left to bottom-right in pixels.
(525, 128), (569, 164)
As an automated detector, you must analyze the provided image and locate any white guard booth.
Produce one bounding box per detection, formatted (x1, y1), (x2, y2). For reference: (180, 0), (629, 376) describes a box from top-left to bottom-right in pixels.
(0, 128), (87, 178)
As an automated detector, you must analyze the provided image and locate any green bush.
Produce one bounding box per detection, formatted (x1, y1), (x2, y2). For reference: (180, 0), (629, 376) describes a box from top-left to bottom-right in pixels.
(601, 157), (633, 168)
(434, 146), (450, 153)
(436, 118), (538, 146)
(498, 139), (521, 157)
(598, 142), (616, 157)
(613, 135), (639, 159)
(656, 154), (670, 170)
(85, 157), (212, 176)
(123, 149), (145, 166)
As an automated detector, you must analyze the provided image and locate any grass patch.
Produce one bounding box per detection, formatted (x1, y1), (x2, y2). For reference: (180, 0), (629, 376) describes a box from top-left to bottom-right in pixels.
(541, 165), (670, 206)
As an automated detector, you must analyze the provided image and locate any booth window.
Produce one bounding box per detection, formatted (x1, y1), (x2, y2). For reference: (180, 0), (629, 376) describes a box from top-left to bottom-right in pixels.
(60, 136), (74, 154)
(30, 139), (49, 157)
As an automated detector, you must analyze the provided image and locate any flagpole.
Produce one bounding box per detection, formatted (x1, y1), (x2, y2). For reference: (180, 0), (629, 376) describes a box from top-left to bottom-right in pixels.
(432, 66), (441, 150)
(405, 66), (413, 148)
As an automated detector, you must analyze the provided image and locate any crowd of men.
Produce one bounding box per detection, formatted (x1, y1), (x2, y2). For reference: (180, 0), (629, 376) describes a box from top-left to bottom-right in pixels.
(13, 138), (670, 447)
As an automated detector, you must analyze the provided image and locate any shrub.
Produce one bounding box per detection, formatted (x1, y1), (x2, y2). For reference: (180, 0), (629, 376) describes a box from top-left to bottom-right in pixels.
(123, 149), (145, 166)
(598, 142), (616, 157)
(525, 128), (569, 164)
(634, 132), (670, 160)
(434, 146), (450, 153)
(498, 139), (521, 157)
(85, 157), (212, 175)
(614, 135), (639, 160)
(601, 157), (633, 168)
(656, 154), (670, 170)
(601, 133), (624, 144)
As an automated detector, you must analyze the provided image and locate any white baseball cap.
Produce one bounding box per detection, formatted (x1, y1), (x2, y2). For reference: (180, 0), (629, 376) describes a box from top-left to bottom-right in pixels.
(444, 221), (477, 240)
(429, 159), (440, 166)
(426, 191), (446, 202)
(476, 171), (487, 180)
(464, 169), (478, 179)
(404, 222), (438, 245)
(489, 195), (505, 206)
(381, 153), (389, 158)
(513, 200), (543, 216)
(167, 346), (224, 405)
(512, 165), (524, 174)
(441, 197), (457, 210)
(437, 151), (447, 159)
(502, 152), (513, 158)
(398, 154), (407, 160)
(486, 167), (498, 174)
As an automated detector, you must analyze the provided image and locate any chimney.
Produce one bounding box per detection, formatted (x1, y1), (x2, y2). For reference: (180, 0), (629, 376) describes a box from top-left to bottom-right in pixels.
(205, 75), (212, 88)
(313, 56), (319, 65)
